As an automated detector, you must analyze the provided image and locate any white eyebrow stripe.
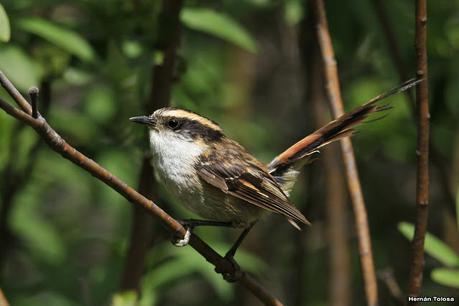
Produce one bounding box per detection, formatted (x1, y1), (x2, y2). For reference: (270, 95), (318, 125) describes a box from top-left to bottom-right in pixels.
(160, 109), (222, 131)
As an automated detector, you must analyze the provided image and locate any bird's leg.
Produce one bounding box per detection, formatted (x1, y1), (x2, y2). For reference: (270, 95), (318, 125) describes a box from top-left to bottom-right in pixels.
(179, 219), (233, 228)
(214, 222), (256, 282)
(172, 219), (234, 247)
(225, 222), (256, 259)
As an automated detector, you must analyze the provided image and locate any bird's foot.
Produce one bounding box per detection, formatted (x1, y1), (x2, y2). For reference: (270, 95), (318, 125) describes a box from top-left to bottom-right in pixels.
(215, 253), (244, 283)
(171, 221), (192, 247)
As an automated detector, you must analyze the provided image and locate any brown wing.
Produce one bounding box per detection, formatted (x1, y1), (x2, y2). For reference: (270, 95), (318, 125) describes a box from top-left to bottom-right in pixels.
(197, 142), (310, 228)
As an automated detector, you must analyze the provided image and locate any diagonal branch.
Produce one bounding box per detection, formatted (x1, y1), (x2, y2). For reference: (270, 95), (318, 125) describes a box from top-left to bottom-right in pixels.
(0, 73), (284, 306)
(0, 288), (10, 306)
(407, 0), (430, 302)
(0, 72), (32, 114)
(309, 0), (379, 305)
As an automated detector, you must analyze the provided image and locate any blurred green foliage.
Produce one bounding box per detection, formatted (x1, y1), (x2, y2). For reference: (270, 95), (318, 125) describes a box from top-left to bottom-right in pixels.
(0, 4), (10, 42)
(399, 222), (459, 289)
(0, 0), (458, 305)
(181, 8), (258, 53)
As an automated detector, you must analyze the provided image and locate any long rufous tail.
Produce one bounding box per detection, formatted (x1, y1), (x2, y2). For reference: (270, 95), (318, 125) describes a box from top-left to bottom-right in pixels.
(268, 78), (422, 194)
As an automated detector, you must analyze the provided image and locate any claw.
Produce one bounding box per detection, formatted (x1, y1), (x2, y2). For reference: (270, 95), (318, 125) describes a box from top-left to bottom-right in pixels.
(172, 227), (191, 247)
(215, 254), (244, 282)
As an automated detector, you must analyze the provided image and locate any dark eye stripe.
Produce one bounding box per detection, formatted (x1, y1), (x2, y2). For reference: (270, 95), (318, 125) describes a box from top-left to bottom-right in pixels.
(164, 116), (223, 141)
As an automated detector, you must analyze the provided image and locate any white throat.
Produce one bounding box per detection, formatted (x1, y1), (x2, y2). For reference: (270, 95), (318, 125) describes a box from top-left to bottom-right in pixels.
(148, 130), (204, 190)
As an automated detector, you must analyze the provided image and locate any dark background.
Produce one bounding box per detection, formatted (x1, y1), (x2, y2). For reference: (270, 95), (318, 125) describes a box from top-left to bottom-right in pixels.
(0, 0), (458, 305)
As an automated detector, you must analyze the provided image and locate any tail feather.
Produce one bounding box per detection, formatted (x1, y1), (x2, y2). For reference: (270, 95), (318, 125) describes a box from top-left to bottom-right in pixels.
(268, 78), (421, 194)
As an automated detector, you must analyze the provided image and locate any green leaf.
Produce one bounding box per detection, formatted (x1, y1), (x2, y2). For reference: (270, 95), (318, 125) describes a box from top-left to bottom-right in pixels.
(17, 18), (95, 62)
(431, 268), (459, 288)
(284, 0), (303, 25)
(398, 222), (459, 267)
(0, 4), (10, 42)
(181, 8), (258, 53)
(111, 291), (138, 306)
(0, 45), (42, 90)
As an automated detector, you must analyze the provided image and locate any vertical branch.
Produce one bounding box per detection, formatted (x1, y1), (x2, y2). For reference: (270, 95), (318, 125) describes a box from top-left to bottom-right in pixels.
(120, 0), (183, 291)
(372, 0), (455, 219)
(407, 0), (429, 302)
(309, 1), (379, 305)
(119, 161), (157, 291)
(300, 8), (351, 304)
(310, 53), (351, 306)
(149, 0), (183, 110)
(323, 146), (351, 305)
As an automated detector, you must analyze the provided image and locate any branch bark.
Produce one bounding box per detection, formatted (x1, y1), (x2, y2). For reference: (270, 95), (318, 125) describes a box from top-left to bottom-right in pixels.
(372, 0), (455, 220)
(300, 9), (351, 304)
(309, 1), (378, 305)
(407, 0), (430, 303)
(0, 72), (284, 306)
(0, 288), (9, 306)
(120, 0), (183, 291)
(311, 56), (351, 306)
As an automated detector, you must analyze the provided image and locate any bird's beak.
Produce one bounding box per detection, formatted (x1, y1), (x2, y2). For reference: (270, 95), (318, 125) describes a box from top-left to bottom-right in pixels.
(129, 116), (155, 126)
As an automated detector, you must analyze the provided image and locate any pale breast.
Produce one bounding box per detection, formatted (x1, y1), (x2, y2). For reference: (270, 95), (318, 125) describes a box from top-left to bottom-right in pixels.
(149, 130), (264, 227)
(149, 130), (203, 190)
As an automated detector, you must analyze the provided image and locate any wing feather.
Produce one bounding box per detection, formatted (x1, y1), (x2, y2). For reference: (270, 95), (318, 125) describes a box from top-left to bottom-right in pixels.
(196, 150), (310, 227)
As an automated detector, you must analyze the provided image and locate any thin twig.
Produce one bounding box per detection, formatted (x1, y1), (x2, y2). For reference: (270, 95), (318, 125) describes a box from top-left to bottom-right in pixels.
(372, 0), (456, 219)
(378, 268), (404, 306)
(0, 72), (32, 114)
(407, 0), (430, 303)
(310, 0), (378, 305)
(0, 74), (284, 306)
(28, 86), (39, 118)
(239, 275), (285, 306)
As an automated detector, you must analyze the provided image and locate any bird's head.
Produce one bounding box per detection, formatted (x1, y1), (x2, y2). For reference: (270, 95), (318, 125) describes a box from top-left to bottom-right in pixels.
(130, 107), (224, 151)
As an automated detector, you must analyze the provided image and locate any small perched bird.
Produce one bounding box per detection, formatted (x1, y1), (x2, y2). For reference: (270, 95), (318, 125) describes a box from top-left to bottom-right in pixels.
(130, 79), (419, 257)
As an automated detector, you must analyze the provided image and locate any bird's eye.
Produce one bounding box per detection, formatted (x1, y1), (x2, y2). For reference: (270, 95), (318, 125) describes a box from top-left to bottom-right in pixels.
(167, 119), (180, 130)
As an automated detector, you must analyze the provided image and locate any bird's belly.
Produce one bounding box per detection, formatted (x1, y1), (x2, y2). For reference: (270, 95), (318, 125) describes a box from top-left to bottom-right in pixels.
(153, 159), (263, 227)
(189, 185), (264, 227)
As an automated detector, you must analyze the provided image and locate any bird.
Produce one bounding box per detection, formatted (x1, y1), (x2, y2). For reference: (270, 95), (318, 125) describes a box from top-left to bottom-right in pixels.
(130, 78), (420, 258)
